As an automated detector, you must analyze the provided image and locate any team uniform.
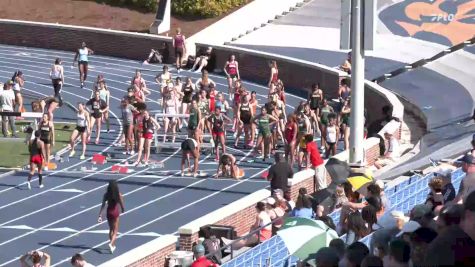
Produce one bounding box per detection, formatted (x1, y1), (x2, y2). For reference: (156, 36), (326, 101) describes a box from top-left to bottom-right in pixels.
(76, 112), (88, 133)
(208, 114), (225, 139)
(39, 121), (51, 145)
(240, 103), (252, 125)
(142, 117), (155, 140)
(226, 62), (238, 79)
(174, 34), (185, 58)
(86, 98), (107, 119)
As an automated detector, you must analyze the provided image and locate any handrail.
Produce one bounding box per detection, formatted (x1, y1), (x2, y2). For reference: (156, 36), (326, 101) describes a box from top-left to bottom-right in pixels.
(203, 216), (282, 260)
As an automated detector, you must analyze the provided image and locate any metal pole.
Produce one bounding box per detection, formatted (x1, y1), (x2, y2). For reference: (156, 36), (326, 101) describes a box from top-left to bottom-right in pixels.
(349, 0), (365, 164)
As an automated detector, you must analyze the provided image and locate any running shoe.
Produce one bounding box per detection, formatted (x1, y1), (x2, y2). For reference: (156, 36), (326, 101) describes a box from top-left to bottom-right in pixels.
(80, 155), (86, 160)
(177, 69), (181, 73)
(122, 151), (128, 155)
(39, 184), (44, 189)
(108, 243), (115, 253)
(80, 82), (84, 88)
(193, 173), (198, 178)
(43, 166), (48, 171)
(256, 155), (264, 159)
(181, 171), (185, 177)
(130, 150), (136, 156)
(136, 162), (144, 168)
(142, 60), (149, 65)
(69, 150), (76, 158)
(27, 182), (31, 190)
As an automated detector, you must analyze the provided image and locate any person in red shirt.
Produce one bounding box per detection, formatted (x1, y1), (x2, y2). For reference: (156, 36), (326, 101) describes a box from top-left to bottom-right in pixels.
(191, 243), (219, 267)
(304, 134), (327, 191)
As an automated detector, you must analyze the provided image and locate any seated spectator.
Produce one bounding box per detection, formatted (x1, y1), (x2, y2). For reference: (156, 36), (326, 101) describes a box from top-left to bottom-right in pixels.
(20, 250), (51, 267)
(266, 197), (286, 234)
(383, 240), (411, 267)
(361, 255), (383, 267)
(70, 253), (93, 267)
(436, 203), (463, 232)
(370, 211), (408, 259)
(409, 227), (438, 267)
(313, 247), (339, 267)
(440, 173), (456, 204)
(201, 228), (222, 264)
(395, 221), (421, 243)
(345, 211), (370, 245)
(339, 242), (369, 267)
(273, 188), (295, 212)
(221, 202), (272, 249)
(191, 243), (218, 267)
(329, 238), (346, 260)
(425, 191), (475, 266)
(410, 204), (436, 230)
(291, 188), (315, 219)
(374, 132), (400, 169)
(426, 177), (444, 211)
(340, 52), (352, 74)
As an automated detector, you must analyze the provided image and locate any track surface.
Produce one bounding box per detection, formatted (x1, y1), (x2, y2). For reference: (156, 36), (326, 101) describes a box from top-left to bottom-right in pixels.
(0, 44), (313, 266)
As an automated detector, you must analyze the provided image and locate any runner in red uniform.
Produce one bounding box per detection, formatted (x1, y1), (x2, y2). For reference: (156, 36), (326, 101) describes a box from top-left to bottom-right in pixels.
(284, 114), (298, 168)
(224, 54), (240, 101)
(27, 130), (46, 190)
(98, 181), (125, 254)
(173, 28), (186, 73)
(207, 107), (231, 161)
(268, 60), (278, 87)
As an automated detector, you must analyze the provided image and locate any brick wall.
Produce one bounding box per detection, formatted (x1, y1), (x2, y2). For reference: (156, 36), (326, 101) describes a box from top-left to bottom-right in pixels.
(0, 20), (174, 62)
(126, 243), (176, 267)
(197, 43), (345, 99)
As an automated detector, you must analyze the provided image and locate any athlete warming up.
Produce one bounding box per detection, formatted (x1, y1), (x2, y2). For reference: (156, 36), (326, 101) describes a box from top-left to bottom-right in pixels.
(86, 90), (108, 144)
(73, 42), (94, 88)
(50, 58), (64, 106)
(207, 106), (232, 161)
(223, 54), (240, 100)
(181, 137), (200, 177)
(98, 180), (125, 254)
(27, 131), (46, 190)
(216, 153), (244, 180)
(38, 113), (54, 170)
(134, 110), (161, 167)
(69, 103), (91, 160)
(173, 28), (186, 73)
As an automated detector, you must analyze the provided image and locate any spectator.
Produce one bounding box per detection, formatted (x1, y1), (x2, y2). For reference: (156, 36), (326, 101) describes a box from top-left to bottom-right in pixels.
(361, 256), (383, 267)
(453, 154), (475, 203)
(222, 202), (272, 249)
(345, 211), (370, 245)
(266, 197), (286, 234)
(409, 227), (438, 267)
(374, 132), (400, 169)
(70, 253), (94, 267)
(267, 152), (293, 192)
(370, 211), (407, 259)
(366, 196), (384, 218)
(383, 240), (410, 267)
(1, 81), (18, 138)
(202, 230), (222, 265)
(339, 242), (369, 267)
(440, 173), (456, 204)
(20, 250), (51, 267)
(370, 181), (391, 210)
(142, 43), (167, 65)
(314, 247), (339, 267)
(362, 205), (379, 232)
(395, 221), (421, 243)
(340, 52), (352, 74)
(425, 191), (475, 266)
(304, 134), (326, 190)
(329, 238), (346, 260)
(436, 204), (463, 232)
(191, 243), (218, 267)
(291, 188), (315, 219)
(190, 47), (212, 73)
(410, 204), (436, 230)
(332, 184), (349, 211)
(425, 177), (444, 211)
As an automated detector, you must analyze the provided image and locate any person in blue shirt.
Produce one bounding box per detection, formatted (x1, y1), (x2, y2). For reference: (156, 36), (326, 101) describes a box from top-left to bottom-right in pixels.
(291, 188), (315, 219)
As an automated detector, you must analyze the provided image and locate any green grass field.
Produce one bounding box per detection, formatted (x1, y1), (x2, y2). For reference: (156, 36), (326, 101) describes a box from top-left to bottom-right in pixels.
(0, 122), (72, 168)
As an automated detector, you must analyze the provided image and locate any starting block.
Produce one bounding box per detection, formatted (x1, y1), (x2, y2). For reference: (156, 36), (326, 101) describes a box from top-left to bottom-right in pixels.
(119, 166), (131, 174)
(149, 161), (165, 169)
(92, 154), (107, 165)
(111, 165), (121, 172)
(80, 166), (98, 172)
(46, 162), (57, 170)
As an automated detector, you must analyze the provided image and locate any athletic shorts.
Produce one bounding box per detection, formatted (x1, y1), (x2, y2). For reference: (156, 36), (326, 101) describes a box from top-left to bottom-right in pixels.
(229, 74), (238, 79)
(188, 124), (198, 131)
(212, 132), (225, 139)
(92, 111), (102, 119)
(76, 126), (87, 133)
(241, 116), (251, 125)
(181, 139), (196, 152)
(175, 47), (184, 58)
(326, 142), (336, 149)
(143, 132), (153, 140)
(78, 61), (88, 66)
(40, 137), (50, 145)
(30, 155), (43, 166)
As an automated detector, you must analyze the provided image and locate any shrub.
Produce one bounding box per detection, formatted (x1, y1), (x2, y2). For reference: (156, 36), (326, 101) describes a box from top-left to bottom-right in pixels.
(172, 0), (250, 18)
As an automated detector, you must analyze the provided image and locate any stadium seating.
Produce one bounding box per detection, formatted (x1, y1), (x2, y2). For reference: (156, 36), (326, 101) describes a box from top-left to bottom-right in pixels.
(221, 168), (466, 266)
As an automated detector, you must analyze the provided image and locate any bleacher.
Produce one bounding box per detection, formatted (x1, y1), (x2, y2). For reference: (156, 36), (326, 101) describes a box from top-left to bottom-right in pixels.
(221, 168), (466, 267)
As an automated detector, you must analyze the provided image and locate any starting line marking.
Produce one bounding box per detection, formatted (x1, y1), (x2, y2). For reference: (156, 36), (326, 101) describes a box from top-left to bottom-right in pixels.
(0, 225), (160, 237)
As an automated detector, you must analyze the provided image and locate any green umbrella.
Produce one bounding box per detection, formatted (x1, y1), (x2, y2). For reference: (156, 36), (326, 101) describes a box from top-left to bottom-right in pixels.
(281, 217), (328, 230)
(277, 225), (339, 260)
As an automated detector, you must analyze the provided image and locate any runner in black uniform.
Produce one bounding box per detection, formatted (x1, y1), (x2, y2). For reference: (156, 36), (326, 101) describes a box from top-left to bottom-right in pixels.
(181, 138), (200, 177)
(134, 110), (160, 167)
(207, 107), (231, 161)
(234, 96), (254, 148)
(86, 90), (108, 144)
(39, 113), (55, 170)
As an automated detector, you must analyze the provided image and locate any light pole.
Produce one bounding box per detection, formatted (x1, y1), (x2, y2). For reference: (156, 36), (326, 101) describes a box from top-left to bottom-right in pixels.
(349, 0), (365, 164)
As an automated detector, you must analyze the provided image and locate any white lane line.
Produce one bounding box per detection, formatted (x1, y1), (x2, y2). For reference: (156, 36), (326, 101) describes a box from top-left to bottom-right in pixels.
(0, 149), (181, 248)
(0, 45), (306, 101)
(0, 151), (214, 266)
(0, 89), (117, 195)
(52, 166), (271, 266)
(0, 48), (299, 108)
(0, 225), (161, 237)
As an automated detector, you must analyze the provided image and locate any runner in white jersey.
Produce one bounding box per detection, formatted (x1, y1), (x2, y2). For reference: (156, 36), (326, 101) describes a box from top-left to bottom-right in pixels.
(73, 42), (94, 88)
(69, 103), (91, 160)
